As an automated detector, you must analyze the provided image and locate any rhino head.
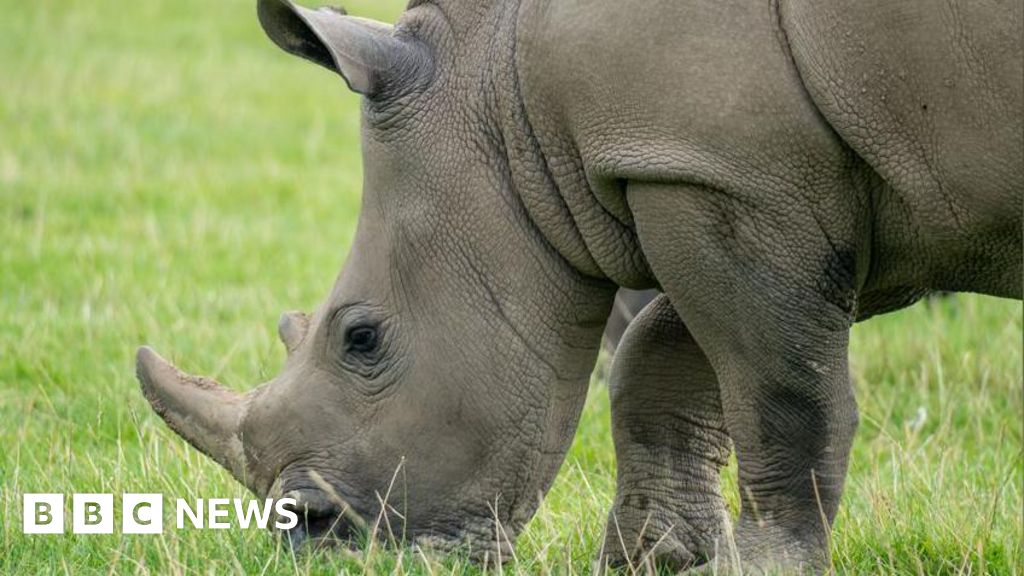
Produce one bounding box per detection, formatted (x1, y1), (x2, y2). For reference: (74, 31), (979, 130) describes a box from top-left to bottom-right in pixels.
(136, 0), (615, 557)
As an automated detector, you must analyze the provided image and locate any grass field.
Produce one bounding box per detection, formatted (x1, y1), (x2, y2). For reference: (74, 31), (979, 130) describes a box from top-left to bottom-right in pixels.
(1, 1), (1021, 574)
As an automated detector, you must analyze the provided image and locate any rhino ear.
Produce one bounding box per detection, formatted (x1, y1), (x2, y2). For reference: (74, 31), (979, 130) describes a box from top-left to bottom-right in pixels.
(257, 0), (431, 96)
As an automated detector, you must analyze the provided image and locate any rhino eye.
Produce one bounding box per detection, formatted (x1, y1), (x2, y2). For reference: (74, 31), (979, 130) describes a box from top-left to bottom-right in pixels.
(345, 325), (379, 354)
(329, 307), (391, 379)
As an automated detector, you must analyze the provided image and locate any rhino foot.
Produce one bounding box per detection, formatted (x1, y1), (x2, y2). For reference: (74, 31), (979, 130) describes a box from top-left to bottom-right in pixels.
(598, 503), (729, 574)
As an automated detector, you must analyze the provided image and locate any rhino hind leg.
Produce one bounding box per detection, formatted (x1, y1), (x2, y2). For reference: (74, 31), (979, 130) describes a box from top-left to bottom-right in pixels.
(599, 294), (732, 572)
(627, 181), (862, 573)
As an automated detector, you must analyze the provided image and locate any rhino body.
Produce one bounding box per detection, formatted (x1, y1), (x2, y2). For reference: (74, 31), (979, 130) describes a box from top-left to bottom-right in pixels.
(137, 0), (1022, 571)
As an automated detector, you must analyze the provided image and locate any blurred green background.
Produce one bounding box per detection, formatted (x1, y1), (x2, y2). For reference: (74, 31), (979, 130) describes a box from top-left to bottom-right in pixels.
(1, 0), (1021, 574)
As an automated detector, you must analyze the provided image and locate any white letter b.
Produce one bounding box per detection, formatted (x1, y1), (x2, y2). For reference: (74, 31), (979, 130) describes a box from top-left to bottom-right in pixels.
(23, 494), (64, 534)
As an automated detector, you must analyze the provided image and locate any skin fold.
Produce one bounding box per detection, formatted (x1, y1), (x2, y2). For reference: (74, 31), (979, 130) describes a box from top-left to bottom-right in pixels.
(136, 0), (1022, 572)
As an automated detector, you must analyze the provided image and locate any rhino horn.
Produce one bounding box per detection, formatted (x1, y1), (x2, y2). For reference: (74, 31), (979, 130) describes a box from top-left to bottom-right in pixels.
(278, 310), (310, 354)
(257, 0), (432, 96)
(136, 346), (252, 488)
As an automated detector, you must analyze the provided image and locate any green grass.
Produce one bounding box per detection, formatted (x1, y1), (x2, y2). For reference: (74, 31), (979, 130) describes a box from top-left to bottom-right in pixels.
(1, 1), (1021, 574)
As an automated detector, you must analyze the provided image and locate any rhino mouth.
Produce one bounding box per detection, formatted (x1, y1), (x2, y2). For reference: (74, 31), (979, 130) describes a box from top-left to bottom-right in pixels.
(279, 487), (516, 561)
(282, 489), (362, 550)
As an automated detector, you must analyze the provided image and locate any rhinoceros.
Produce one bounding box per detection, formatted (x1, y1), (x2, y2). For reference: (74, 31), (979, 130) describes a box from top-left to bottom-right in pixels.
(604, 289), (660, 353)
(136, 0), (1022, 571)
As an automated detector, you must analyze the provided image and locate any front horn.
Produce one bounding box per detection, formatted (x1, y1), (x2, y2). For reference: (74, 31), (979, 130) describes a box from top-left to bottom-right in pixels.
(136, 347), (252, 489)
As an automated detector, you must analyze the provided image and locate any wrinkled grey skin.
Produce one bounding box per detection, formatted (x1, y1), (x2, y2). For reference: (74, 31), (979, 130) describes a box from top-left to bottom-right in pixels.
(137, 0), (1022, 572)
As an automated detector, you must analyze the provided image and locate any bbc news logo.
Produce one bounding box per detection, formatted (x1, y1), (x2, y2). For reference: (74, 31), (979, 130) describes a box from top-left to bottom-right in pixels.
(22, 494), (298, 534)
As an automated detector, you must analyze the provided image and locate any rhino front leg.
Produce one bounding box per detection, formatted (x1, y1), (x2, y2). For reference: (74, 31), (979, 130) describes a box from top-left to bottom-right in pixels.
(600, 294), (731, 572)
(628, 182), (861, 573)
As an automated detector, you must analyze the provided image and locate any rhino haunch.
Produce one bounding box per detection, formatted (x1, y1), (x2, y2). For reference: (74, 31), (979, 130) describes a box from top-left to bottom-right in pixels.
(137, 0), (1022, 571)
